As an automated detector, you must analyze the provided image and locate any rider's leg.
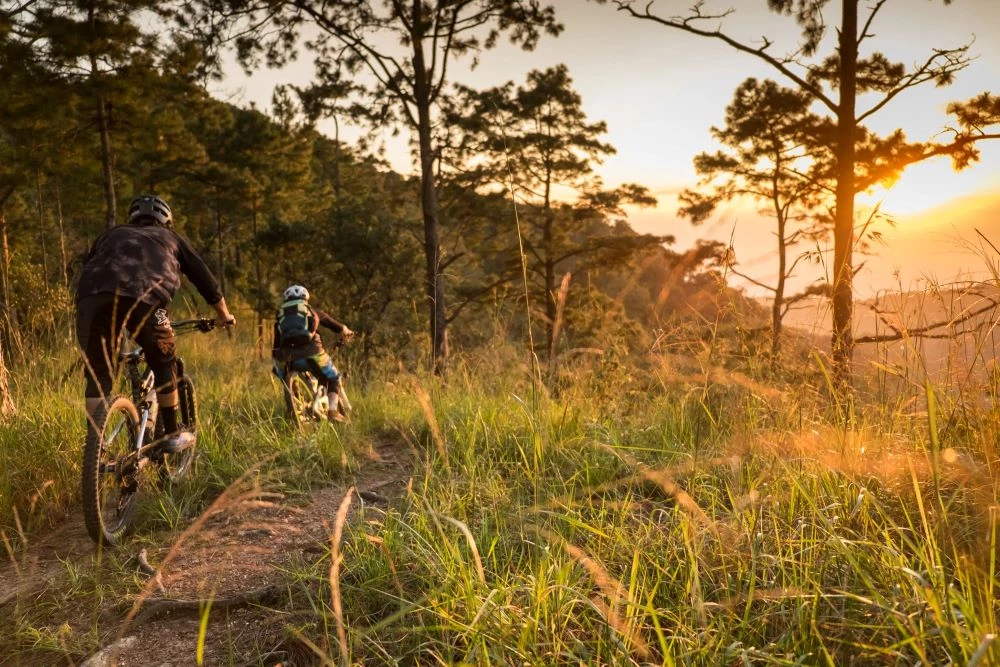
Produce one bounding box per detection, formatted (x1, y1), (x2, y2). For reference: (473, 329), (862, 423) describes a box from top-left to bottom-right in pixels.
(132, 306), (191, 453)
(308, 353), (343, 421)
(156, 389), (180, 432)
(76, 295), (120, 432)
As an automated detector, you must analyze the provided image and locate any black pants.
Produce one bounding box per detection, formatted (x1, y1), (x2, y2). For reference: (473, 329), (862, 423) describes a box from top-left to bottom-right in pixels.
(76, 294), (177, 399)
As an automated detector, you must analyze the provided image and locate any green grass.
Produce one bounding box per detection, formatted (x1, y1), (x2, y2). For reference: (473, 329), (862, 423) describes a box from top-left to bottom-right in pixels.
(280, 353), (1000, 665)
(0, 324), (368, 546)
(2, 323), (999, 665)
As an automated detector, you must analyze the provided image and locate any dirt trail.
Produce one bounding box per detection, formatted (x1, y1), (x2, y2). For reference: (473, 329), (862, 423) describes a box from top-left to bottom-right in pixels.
(0, 436), (415, 666)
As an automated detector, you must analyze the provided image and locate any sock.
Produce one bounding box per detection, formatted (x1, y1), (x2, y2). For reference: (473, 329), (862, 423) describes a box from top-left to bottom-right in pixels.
(160, 405), (179, 435)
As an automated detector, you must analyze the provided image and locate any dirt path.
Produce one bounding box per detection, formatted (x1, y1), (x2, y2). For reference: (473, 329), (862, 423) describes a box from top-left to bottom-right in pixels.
(0, 436), (415, 666)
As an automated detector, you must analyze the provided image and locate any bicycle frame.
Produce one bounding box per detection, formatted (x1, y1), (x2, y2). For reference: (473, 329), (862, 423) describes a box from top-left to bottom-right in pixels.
(83, 317), (212, 545)
(116, 320), (205, 462)
(122, 349), (157, 455)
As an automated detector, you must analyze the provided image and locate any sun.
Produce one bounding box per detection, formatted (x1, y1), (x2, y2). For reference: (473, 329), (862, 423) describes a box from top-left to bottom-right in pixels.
(859, 157), (987, 218)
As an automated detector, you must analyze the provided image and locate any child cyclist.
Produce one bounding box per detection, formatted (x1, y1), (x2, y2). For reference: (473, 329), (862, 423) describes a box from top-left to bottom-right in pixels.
(272, 284), (353, 421)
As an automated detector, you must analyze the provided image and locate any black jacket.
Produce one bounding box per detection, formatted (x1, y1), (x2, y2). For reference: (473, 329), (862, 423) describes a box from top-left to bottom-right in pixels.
(76, 223), (223, 307)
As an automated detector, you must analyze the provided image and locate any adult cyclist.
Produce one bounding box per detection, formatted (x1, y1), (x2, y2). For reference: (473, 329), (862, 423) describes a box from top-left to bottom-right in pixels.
(272, 285), (353, 421)
(75, 195), (235, 454)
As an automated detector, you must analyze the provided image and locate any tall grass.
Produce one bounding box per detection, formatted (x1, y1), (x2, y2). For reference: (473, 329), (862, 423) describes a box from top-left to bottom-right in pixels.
(0, 314), (377, 548)
(2, 301), (1000, 665)
(281, 341), (999, 665)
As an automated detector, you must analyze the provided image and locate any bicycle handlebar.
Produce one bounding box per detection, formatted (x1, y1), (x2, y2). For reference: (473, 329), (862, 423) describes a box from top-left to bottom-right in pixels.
(119, 318), (223, 361)
(173, 318), (218, 333)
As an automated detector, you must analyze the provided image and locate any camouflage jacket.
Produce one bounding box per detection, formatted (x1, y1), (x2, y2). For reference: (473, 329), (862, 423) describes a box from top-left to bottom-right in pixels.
(76, 223), (223, 307)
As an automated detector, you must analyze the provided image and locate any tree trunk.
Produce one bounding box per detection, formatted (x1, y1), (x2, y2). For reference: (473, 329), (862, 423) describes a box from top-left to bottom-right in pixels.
(35, 171), (50, 290)
(0, 332), (15, 416)
(772, 170), (786, 359)
(55, 181), (69, 289)
(411, 7), (448, 373)
(0, 188), (12, 311)
(89, 2), (116, 229)
(333, 115), (342, 202)
(543, 170), (555, 357)
(773, 220), (786, 359)
(215, 194), (226, 294)
(0, 194), (21, 374)
(543, 216), (556, 357)
(832, 0), (858, 392)
(96, 95), (116, 229)
(252, 192), (265, 359)
(234, 226), (242, 271)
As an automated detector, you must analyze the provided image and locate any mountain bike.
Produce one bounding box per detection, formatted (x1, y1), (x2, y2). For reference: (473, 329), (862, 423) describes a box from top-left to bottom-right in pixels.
(283, 370), (352, 425)
(282, 335), (353, 425)
(81, 318), (216, 546)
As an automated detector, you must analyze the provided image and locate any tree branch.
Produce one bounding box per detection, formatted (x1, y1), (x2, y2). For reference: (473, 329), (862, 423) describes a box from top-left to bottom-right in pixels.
(855, 296), (999, 344)
(611, 0), (837, 113)
(727, 265), (776, 294)
(857, 46), (971, 124)
(857, 0), (889, 47)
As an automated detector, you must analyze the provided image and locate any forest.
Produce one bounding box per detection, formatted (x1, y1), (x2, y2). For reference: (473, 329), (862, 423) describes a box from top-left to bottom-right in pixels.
(2, 1), (1000, 665)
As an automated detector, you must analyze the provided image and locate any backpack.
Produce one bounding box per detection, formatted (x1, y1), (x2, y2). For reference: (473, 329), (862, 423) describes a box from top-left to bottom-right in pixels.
(277, 299), (315, 347)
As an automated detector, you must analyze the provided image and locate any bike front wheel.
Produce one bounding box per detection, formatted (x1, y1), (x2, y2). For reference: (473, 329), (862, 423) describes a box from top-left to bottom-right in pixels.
(160, 376), (197, 483)
(82, 396), (141, 546)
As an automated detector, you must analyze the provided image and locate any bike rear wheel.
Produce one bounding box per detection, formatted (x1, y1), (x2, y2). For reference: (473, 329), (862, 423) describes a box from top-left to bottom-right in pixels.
(285, 371), (321, 424)
(82, 396), (141, 546)
(160, 376), (197, 483)
(336, 381), (352, 419)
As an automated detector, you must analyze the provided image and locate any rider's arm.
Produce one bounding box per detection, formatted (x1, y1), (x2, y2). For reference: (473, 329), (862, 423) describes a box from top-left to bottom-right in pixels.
(175, 233), (225, 307)
(315, 309), (349, 335)
(211, 298), (235, 325)
(175, 232), (235, 325)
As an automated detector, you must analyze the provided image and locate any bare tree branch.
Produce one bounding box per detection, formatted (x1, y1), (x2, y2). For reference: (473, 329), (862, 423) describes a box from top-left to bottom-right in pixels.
(610, 0), (837, 113)
(857, 46), (971, 124)
(855, 296), (1000, 344)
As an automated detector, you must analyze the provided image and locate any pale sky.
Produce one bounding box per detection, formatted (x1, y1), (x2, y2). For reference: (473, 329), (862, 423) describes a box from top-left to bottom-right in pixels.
(217, 0), (1000, 298)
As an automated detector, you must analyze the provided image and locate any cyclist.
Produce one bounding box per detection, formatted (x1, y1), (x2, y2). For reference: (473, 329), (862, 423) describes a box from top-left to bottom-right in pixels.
(272, 284), (353, 421)
(75, 195), (236, 454)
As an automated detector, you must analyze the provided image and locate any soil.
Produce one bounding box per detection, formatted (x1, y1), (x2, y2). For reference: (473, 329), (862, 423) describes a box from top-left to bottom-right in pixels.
(0, 435), (416, 667)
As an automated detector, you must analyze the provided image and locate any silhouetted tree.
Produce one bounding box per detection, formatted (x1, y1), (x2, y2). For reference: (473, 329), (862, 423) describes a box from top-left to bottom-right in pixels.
(444, 65), (662, 357)
(599, 0), (1000, 393)
(679, 78), (830, 357)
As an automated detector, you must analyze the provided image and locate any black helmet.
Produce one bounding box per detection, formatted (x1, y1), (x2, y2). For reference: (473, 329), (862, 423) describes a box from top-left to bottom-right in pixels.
(128, 195), (172, 227)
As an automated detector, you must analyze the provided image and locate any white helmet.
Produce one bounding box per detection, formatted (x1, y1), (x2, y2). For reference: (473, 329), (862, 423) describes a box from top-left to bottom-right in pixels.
(283, 284), (309, 301)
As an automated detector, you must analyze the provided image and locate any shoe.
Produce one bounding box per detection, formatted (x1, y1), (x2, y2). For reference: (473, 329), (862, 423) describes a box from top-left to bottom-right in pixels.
(327, 394), (346, 423)
(159, 429), (195, 455)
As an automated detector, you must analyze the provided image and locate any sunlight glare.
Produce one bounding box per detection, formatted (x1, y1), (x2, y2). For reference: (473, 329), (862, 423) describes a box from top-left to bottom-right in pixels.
(860, 158), (986, 218)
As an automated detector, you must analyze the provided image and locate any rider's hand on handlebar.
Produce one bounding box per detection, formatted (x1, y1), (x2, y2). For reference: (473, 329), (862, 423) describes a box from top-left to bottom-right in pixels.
(341, 327), (355, 342)
(211, 298), (236, 335)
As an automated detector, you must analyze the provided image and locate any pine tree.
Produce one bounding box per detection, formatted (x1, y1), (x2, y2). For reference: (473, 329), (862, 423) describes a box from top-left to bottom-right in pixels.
(444, 65), (661, 358)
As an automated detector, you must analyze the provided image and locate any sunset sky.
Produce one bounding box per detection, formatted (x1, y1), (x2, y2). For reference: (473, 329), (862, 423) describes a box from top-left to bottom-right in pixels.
(219, 0), (1000, 299)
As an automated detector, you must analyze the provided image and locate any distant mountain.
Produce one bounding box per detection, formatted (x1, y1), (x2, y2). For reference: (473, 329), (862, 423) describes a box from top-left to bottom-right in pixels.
(856, 191), (1000, 296)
